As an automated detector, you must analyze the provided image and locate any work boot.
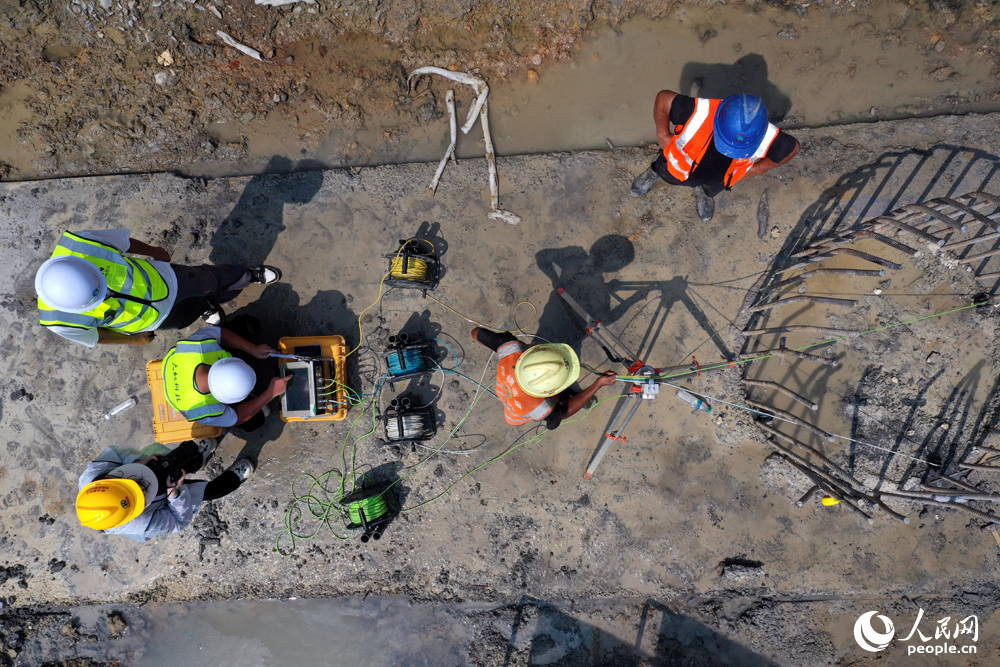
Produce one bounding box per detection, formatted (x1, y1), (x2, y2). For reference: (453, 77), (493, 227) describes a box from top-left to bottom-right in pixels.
(693, 185), (716, 222)
(227, 457), (256, 483)
(248, 266), (282, 285)
(196, 437), (220, 465)
(630, 167), (659, 198)
(201, 302), (226, 326)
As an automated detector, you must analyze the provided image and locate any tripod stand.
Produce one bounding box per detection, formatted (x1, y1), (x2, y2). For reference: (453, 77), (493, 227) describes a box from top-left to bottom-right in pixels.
(559, 288), (714, 479)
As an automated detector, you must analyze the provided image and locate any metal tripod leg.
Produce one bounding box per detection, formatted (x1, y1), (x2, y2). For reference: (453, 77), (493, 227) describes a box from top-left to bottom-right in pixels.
(558, 288), (638, 365)
(585, 390), (644, 479)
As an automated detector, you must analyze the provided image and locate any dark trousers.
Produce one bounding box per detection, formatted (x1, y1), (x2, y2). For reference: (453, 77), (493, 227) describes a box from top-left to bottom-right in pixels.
(146, 440), (241, 501)
(159, 264), (252, 330)
(475, 328), (518, 352)
(651, 154), (727, 198)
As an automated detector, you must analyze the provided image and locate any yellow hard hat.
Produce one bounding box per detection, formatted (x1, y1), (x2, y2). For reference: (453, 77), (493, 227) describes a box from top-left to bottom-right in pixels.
(76, 478), (146, 530)
(514, 344), (580, 398)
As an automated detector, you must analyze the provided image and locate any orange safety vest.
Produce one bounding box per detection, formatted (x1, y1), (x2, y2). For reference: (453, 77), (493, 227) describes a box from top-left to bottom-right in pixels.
(663, 97), (779, 188)
(496, 341), (559, 426)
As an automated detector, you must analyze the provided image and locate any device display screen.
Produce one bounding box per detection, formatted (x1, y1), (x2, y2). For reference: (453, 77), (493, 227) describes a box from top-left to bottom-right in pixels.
(284, 366), (313, 412)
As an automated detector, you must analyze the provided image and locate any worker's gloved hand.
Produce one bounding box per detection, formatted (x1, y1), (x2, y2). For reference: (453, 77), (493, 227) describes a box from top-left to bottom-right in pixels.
(166, 471), (186, 498)
(267, 376), (292, 398)
(595, 371), (618, 387)
(131, 331), (156, 345)
(251, 343), (278, 359)
(147, 246), (171, 262)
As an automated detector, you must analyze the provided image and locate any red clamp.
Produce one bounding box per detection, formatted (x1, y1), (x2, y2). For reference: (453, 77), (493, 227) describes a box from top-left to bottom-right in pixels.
(692, 355), (701, 377)
(627, 359), (645, 375)
(605, 432), (627, 443)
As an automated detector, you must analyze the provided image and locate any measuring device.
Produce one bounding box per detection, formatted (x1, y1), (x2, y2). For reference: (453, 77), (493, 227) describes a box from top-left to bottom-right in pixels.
(273, 344), (342, 420)
(559, 288), (721, 479)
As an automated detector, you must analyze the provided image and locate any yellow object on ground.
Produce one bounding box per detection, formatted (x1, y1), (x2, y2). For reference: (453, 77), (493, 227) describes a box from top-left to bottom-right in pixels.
(278, 335), (348, 422)
(821, 496), (841, 506)
(76, 478), (145, 530)
(515, 343), (580, 398)
(146, 359), (225, 444)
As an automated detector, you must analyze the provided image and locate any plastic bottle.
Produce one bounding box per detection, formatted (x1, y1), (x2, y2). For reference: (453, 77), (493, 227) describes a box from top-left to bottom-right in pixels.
(104, 398), (137, 420)
(676, 389), (711, 413)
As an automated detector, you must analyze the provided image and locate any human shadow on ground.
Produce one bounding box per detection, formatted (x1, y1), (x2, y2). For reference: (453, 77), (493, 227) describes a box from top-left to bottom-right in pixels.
(534, 235), (641, 355)
(679, 54), (792, 122)
(208, 155), (324, 270)
(478, 597), (778, 667)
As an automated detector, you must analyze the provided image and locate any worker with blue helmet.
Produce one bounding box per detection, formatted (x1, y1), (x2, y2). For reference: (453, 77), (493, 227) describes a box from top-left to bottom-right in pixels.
(631, 91), (800, 222)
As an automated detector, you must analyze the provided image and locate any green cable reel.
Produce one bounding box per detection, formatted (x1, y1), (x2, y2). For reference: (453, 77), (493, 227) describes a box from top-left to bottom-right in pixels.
(341, 480), (397, 542)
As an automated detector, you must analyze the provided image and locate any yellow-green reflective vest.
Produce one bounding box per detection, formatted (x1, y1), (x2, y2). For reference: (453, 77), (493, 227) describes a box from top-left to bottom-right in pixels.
(162, 337), (232, 421)
(38, 232), (170, 334)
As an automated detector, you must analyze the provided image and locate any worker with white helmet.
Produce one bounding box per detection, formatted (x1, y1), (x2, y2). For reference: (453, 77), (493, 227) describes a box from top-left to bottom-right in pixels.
(36, 228), (282, 347)
(471, 327), (617, 429)
(76, 439), (255, 542)
(162, 318), (290, 429)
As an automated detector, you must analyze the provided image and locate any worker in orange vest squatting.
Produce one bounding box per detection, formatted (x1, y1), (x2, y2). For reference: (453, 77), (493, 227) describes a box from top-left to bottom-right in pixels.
(471, 327), (618, 429)
(630, 91), (800, 222)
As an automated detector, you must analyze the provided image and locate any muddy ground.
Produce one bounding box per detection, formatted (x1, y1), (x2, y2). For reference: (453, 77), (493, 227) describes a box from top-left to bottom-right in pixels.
(2, 111), (1000, 665)
(3, 0), (1000, 180)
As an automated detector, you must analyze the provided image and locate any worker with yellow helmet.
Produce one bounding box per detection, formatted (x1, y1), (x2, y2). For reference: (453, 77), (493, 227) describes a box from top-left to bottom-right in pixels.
(76, 440), (254, 542)
(471, 327), (617, 428)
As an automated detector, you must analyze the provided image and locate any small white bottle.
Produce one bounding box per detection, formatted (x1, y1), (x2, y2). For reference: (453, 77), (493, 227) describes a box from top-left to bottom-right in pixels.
(676, 389), (711, 413)
(104, 398), (137, 420)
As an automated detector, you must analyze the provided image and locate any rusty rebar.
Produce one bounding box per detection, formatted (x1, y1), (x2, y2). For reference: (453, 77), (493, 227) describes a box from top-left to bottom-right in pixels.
(851, 229), (919, 256)
(909, 488), (1000, 502)
(976, 444), (1000, 454)
(745, 379), (819, 411)
(975, 270), (1000, 280)
(748, 296), (858, 313)
(873, 216), (945, 246)
(930, 197), (1000, 231)
(959, 462), (1000, 472)
(880, 492), (999, 521)
(763, 268), (885, 292)
(925, 475), (979, 493)
(959, 247), (1000, 264)
(747, 398), (835, 442)
(756, 421), (859, 484)
(945, 231), (1000, 250)
(795, 485), (819, 507)
(743, 325), (859, 337)
(901, 204), (968, 233)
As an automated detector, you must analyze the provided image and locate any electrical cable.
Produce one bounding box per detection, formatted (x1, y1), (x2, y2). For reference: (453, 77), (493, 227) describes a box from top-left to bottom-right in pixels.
(386, 413), (430, 441)
(385, 347), (432, 376)
(346, 493), (390, 526)
(390, 255), (432, 283)
(424, 294), (539, 339)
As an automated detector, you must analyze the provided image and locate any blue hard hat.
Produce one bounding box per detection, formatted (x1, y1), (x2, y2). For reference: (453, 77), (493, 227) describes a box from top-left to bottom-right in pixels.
(713, 94), (769, 159)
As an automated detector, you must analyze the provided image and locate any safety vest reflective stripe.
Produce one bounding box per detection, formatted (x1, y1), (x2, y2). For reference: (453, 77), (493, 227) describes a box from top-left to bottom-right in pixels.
(39, 232), (170, 333)
(664, 98), (718, 181)
(664, 97), (779, 189)
(496, 343), (557, 425)
(723, 123), (779, 187)
(162, 339), (231, 422)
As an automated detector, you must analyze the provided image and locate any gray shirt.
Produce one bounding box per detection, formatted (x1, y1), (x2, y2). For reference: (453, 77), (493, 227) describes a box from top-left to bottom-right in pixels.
(78, 444), (207, 543)
(47, 229), (178, 347)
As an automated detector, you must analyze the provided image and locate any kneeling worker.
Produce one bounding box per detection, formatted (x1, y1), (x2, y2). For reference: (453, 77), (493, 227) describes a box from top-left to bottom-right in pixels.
(35, 227), (282, 347)
(472, 327), (617, 429)
(163, 323), (290, 431)
(76, 440), (254, 542)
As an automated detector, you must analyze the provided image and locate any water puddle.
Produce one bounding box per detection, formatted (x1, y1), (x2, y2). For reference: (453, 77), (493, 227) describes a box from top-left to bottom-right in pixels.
(186, 3), (1000, 177)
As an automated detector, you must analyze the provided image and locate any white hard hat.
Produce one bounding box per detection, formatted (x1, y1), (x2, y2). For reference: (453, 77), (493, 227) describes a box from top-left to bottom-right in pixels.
(35, 256), (108, 313)
(208, 357), (256, 404)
